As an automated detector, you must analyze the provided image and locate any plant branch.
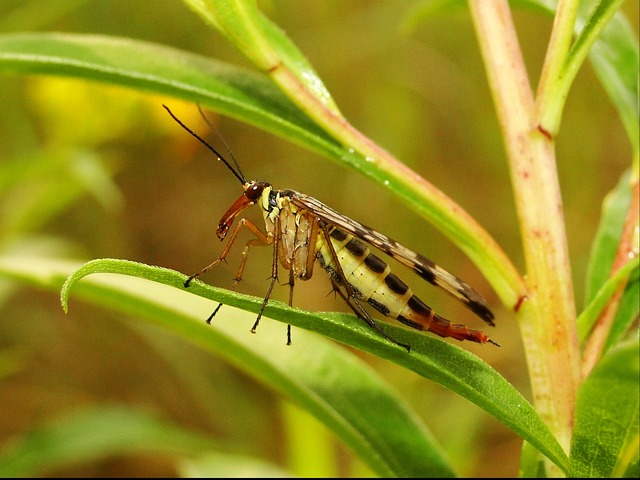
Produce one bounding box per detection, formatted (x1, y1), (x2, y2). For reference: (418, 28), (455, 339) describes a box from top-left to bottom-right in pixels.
(468, 0), (581, 470)
(535, 0), (580, 135)
(536, 0), (629, 135)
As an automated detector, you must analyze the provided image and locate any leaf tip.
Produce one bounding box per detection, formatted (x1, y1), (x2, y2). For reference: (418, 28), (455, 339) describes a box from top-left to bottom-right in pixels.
(60, 275), (73, 313)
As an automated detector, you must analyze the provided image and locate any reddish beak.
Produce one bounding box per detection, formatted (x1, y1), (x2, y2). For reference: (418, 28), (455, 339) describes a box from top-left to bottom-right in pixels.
(216, 192), (255, 239)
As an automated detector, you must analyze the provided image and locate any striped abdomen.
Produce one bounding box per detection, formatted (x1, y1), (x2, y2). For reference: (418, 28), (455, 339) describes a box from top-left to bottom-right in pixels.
(316, 225), (492, 344)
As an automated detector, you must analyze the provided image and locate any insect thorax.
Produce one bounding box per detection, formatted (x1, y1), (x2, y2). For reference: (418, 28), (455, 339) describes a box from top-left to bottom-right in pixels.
(262, 188), (315, 280)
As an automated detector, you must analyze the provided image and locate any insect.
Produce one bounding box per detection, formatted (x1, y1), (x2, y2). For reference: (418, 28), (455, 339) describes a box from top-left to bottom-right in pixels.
(164, 105), (498, 351)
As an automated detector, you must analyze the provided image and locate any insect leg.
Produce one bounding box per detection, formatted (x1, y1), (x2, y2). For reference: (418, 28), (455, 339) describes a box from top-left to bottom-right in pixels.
(185, 218), (271, 324)
(184, 218), (271, 287)
(302, 219), (319, 281)
(251, 215), (281, 337)
(205, 303), (223, 324)
(286, 267), (294, 345)
(319, 223), (411, 352)
(332, 278), (412, 352)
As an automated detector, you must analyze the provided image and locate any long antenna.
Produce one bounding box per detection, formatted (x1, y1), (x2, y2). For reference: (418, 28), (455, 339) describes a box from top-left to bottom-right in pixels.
(162, 104), (246, 185)
(197, 104), (246, 183)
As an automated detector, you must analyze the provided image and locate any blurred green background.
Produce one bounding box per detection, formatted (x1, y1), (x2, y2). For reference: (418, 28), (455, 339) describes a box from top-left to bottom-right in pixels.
(0, 0), (637, 477)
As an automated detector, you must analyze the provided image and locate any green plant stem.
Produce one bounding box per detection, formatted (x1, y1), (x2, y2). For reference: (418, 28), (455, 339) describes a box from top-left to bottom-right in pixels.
(468, 0), (581, 473)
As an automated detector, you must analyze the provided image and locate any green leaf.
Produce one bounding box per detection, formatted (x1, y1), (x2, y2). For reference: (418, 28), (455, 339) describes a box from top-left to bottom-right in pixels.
(0, 254), (569, 474)
(584, 4), (640, 162)
(61, 258), (569, 472)
(622, 455), (640, 478)
(605, 267), (639, 352)
(179, 0), (339, 113)
(585, 170), (633, 303)
(566, 0), (638, 161)
(578, 256), (639, 343)
(520, 440), (551, 477)
(0, 405), (221, 477)
(570, 338), (639, 477)
(1, 255), (454, 478)
(0, 32), (341, 161)
(581, 169), (639, 349)
(0, 149), (122, 236)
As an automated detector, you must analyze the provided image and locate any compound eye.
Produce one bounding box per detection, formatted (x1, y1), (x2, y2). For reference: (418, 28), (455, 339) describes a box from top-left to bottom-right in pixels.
(244, 182), (266, 201)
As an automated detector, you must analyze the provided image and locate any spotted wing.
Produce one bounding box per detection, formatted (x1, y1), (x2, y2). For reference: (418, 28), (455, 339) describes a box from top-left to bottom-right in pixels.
(289, 191), (495, 325)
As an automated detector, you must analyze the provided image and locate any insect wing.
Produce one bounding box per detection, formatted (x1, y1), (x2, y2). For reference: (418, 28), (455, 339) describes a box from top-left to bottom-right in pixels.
(290, 192), (495, 325)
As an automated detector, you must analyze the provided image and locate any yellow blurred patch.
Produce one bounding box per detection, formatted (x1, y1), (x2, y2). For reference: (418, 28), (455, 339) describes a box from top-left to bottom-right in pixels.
(25, 77), (211, 147)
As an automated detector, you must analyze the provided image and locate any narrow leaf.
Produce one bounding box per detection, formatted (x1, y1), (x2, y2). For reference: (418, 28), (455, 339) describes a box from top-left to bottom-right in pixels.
(0, 255), (569, 473)
(582, 169), (639, 349)
(578, 256), (639, 342)
(179, 0), (339, 113)
(570, 339), (639, 477)
(52, 257), (568, 472)
(0, 32), (341, 160)
(0, 405), (221, 477)
(585, 170), (633, 303)
(1, 255), (454, 478)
